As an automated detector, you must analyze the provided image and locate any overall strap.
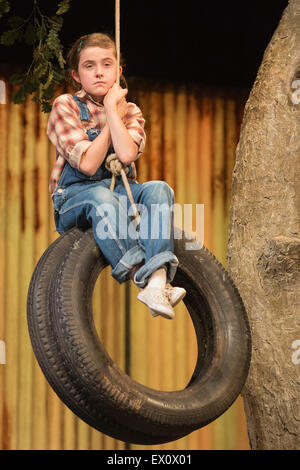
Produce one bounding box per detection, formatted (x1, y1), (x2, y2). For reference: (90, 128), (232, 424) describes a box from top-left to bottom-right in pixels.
(73, 95), (90, 121)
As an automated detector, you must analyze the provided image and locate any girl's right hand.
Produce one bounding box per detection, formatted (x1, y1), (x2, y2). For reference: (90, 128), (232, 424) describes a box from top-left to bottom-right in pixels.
(104, 83), (128, 110)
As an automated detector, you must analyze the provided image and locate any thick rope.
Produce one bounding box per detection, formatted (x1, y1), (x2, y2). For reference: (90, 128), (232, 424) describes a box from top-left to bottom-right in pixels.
(115, 0), (120, 86)
(105, 154), (141, 226)
(105, 0), (141, 227)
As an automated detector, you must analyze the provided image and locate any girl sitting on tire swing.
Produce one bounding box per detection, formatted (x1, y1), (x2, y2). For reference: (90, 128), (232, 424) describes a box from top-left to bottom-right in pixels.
(47, 32), (186, 319)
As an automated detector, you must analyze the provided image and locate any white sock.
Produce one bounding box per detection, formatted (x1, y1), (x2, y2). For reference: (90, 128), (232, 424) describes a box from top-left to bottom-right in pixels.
(146, 266), (167, 289)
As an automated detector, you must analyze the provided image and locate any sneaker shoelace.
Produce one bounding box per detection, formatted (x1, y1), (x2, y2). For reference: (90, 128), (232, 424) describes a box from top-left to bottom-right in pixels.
(164, 284), (173, 299)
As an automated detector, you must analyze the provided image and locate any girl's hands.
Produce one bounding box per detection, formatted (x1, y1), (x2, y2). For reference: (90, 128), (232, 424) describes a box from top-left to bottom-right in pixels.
(103, 83), (138, 165)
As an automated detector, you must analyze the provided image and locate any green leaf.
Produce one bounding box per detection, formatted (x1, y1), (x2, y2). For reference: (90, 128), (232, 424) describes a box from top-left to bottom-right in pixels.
(46, 28), (59, 51)
(12, 86), (27, 104)
(52, 66), (65, 82)
(48, 15), (63, 32)
(42, 84), (55, 100)
(34, 60), (49, 78)
(41, 69), (54, 91)
(33, 44), (53, 62)
(2, 0), (71, 112)
(24, 22), (36, 46)
(57, 49), (65, 69)
(0, 0), (10, 19)
(41, 101), (52, 113)
(56, 0), (71, 16)
(24, 79), (39, 95)
(7, 15), (25, 28)
(37, 21), (47, 41)
(0, 28), (21, 46)
(9, 72), (24, 85)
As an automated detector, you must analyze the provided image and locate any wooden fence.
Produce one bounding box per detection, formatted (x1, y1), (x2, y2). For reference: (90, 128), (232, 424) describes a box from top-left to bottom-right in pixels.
(0, 77), (250, 450)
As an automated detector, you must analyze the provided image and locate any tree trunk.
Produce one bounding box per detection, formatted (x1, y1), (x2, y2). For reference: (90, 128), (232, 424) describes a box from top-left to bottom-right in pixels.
(226, 0), (300, 449)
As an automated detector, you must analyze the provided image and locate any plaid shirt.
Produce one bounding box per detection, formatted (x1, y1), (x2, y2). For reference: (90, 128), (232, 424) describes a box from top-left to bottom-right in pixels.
(47, 88), (146, 194)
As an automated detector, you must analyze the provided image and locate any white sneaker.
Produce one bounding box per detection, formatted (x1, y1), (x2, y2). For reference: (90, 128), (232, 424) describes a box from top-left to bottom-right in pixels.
(137, 285), (186, 318)
(137, 287), (175, 320)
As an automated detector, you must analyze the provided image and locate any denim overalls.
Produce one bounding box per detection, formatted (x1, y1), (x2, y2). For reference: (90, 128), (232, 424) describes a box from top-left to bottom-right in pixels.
(52, 96), (179, 288)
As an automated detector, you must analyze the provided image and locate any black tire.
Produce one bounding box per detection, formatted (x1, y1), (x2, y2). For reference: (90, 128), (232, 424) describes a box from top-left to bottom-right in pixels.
(27, 227), (251, 445)
(27, 227), (180, 445)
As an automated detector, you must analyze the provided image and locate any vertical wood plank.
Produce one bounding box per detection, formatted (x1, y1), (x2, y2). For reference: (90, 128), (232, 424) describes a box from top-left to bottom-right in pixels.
(5, 97), (22, 450)
(198, 94), (213, 251)
(185, 90), (203, 451)
(236, 396), (250, 449)
(212, 94), (238, 451)
(149, 89), (163, 181)
(0, 79), (8, 450)
(18, 98), (35, 450)
(161, 86), (177, 405)
(90, 270), (103, 450)
(46, 106), (63, 449)
(47, 388), (63, 450)
(162, 86), (175, 187)
(173, 88), (189, 450)
(101, 268), (119, 450)
(212, 96), (226, 266)
(186, 90), (199, 205)
(77, 421), (90, 450)
(135, 88), (150, 183)
(63, 406), (76, 449)
(31, 105), (50, 449)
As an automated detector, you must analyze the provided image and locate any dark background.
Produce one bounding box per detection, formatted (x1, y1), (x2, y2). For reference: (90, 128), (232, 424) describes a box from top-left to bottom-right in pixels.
(0, 0), (289, 89)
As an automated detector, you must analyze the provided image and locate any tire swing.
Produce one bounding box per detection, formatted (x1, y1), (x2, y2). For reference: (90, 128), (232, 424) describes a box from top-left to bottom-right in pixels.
(27, 1), (251, 444)
(27, 225), (251, 445)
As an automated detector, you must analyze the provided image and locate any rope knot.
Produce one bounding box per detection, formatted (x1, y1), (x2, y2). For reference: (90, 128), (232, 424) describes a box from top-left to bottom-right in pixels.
(105, 153), (129, 176)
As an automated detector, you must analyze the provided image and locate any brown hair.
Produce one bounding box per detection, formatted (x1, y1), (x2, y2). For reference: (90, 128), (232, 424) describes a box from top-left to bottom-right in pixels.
(66, 32), (127, 90)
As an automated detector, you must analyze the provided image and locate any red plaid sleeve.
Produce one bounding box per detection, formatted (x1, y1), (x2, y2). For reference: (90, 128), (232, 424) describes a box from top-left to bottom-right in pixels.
(125, 103), (146, 159)
(47, 94), (92, 170)
(49, 154), (66, 194)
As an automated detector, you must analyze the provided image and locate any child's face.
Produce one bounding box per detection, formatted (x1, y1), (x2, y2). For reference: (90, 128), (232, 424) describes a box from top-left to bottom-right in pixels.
(72, 46), (122, 101)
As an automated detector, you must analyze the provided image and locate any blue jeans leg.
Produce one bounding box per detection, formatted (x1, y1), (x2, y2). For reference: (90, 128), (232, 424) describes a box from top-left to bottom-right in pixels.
(112, 180), (179, 288)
